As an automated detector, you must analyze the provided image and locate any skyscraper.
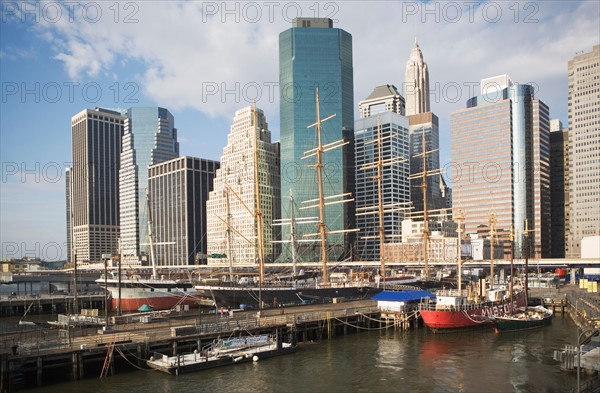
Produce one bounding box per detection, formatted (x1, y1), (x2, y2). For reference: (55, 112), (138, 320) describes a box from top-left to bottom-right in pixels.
(550, 119), (568, 258)
(451, 75), (551, 258)
(148, 156), (219, 266)
(567, 44), (600, 257)
(120, 107), (179, 265)
(206, 106), (280, 266)
(279, 17), (355, 262)
(354, 111), (410, 261)
(404, 38), (430, 117)
(358, 84), (405, 118)
(71, 108), (125, 263)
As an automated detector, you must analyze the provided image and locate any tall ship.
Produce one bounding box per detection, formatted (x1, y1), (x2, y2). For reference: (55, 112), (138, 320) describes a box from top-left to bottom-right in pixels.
(419, 217), (526, 332)
(196, 95), (383, 309)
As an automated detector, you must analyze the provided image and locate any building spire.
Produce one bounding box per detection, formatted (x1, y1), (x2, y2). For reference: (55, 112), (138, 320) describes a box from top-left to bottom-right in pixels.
(405, 39), (430, 116)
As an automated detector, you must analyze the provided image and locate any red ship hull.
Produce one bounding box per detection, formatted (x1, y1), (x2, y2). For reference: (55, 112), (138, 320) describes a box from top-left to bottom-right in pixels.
(111, 296), (199, 313)
(420, 291), (526, 332)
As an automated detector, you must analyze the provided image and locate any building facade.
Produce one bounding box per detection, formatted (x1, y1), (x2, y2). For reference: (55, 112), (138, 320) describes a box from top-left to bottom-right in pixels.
(279, 17), (355, 262)
(404, 39), (430, 117)
(119, 107), (179, 265)
(450, 76), (551, 258)
(354, 111), (411, 261)
(567, 44), (600, 257)
(206, 106), (280, 266)
(70, 108), (125, 263)
(148, 157), (219, 266)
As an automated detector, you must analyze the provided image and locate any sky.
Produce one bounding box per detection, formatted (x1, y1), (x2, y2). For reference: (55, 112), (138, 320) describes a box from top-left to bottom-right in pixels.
(0, 1), (598, 261)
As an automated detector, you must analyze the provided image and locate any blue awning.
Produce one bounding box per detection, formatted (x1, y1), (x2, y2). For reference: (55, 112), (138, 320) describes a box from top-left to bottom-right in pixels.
(371, 290), (435, 302)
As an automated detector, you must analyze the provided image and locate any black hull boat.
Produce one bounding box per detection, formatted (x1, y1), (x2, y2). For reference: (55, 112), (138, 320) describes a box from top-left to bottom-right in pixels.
(195, 282), (382, 309)
(492, 305), (553, 333)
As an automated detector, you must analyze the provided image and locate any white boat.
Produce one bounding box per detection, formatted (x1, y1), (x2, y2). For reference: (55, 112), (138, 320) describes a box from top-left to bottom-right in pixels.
(146, 334), (296, 375)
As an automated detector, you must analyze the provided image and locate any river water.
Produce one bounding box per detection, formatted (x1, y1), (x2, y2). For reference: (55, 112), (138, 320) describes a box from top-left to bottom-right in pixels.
(15, 314), (581, 393)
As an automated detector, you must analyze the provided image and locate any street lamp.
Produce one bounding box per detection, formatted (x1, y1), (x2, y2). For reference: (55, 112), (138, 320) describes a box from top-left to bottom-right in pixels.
(577, 327), (599, 392)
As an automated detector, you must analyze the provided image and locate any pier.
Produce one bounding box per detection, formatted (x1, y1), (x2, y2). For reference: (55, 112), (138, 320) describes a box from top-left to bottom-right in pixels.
(0, 300), (380, 392)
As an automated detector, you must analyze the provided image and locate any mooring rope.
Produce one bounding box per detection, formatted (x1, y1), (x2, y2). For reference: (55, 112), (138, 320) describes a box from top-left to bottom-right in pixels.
(113, 346), (152, 371)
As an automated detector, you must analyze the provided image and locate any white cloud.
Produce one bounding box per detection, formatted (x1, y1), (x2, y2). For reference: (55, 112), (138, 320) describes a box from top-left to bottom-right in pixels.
(34, 1), (599, 126)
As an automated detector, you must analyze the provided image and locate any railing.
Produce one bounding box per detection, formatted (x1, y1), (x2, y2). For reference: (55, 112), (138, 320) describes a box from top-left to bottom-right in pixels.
(1, 304), (380, 356)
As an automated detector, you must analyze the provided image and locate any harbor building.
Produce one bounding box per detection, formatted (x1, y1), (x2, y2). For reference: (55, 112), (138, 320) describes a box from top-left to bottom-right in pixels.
(404, 38), (430, 117)
(279, 17), (355, 262)
(148, 157), (219, 266)
(70, 108), (125, 263)
(567, 44), (600, 257)
(354, 87), (410, 261)
(450, 75), (551, 259)
(550, 119), (569, 258)
(206, 106), (280, 266)
(119, 107), (179, 265)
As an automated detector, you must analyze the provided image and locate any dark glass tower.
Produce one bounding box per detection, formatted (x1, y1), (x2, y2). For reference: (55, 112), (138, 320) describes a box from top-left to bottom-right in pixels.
(279, 18), (354, 262)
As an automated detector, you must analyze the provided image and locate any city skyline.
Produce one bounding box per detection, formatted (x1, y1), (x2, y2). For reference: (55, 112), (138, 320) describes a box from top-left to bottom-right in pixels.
(1, 1), (599, 260)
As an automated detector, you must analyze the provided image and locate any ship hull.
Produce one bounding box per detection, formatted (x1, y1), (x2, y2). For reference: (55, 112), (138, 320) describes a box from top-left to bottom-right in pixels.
(493, 306), (553, 332)
(195, 284), (382, 308)
(420, 292), (527, 332)
(96, 279), (204, 312)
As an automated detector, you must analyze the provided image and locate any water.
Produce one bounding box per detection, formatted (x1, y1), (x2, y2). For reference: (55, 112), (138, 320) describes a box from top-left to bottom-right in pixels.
(16, 316), (581, 393)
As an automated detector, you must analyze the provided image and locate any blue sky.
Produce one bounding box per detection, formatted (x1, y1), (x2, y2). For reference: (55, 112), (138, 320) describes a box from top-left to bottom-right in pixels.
(1, 1), (598, 260)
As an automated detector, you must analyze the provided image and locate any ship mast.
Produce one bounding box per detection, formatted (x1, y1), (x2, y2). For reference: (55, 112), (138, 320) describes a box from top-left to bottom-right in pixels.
(146, 193), (158, 280)
(376, 118), (385, 280)
(272, 190), (318, 276)
(252, 103), (265, 284)
(301, 88), (354, 286)
(422, 129), (429, 279)
(509, 224), (514, 310)
(356, 115), (408, 283)
(314, 89), (329, 286)
(523, 218), (532, 303)
(289, 190), (298, 276)
(408, 127), (440, 280)
(489, 211), (497, 289)
(455, 209), (464, 292)
(225, 187), (234, 281)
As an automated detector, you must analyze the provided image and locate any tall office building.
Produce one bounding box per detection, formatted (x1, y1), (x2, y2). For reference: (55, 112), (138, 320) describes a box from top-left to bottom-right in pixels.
(119, 107), (179, 265)
(359, 85), (405, 118)
(71, 108), (125, 263)
(65, 167), (73, 264)
(408, 112), (444, 214)
(451, 75), (551, 258)
(354, 111), (410, 261)
(404, 38), (430, 117)
(148, 156), (219, 266)
(550, 119), (568, 258)
(206, 106), (280, 266)
(567, 44), (600, 257)
(279, 17), (355, 262)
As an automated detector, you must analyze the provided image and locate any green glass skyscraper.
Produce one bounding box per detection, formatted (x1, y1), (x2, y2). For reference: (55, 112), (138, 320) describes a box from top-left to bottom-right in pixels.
(279, 18), (354, 262)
